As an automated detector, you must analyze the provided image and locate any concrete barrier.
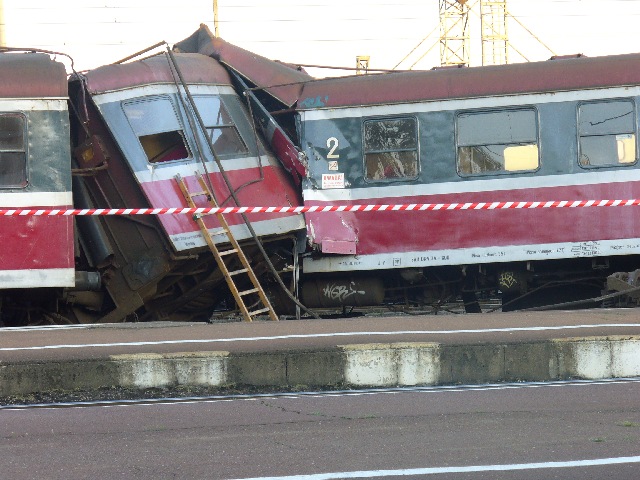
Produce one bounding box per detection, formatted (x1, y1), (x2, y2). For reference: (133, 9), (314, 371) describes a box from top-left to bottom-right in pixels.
(1, 336), (639, 397)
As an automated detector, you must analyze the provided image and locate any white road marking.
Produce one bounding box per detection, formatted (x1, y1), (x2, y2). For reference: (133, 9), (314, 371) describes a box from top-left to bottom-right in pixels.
(1, 323), (639, 352)
(230, 456), (640, 479)
(2, 325), (92, 332)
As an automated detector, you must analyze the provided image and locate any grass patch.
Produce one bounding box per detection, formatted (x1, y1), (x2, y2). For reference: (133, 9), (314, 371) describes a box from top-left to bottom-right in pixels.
(617, 421), (640, 428)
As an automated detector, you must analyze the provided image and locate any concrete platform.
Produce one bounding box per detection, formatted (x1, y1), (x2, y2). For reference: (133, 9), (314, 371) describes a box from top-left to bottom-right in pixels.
(1, 308), (640, 397)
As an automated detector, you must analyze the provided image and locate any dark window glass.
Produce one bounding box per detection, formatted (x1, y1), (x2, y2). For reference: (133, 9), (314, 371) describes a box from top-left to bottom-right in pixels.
(363, 117), (418, 181)
(457, 109), (539, 175)
(0, 114), (26, 188)
(578, 100), (636, 167)
(123, 97), (192, 164)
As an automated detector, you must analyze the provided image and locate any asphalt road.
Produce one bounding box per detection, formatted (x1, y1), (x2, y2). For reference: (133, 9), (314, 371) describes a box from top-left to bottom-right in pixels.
(1, 379), (639, 479)
(3, 308), (640, 363)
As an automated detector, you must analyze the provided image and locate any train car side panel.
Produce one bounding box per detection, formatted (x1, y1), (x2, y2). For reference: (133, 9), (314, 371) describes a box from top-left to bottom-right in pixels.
(0, 93), (73, 288)
(299, 88), (640, 273)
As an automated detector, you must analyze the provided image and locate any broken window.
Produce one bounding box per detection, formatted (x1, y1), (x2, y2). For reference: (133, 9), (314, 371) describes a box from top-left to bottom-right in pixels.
(0, 113), (27, 188)
(193, 96), (247, 157)
(123, 97), (191, 164)
(457, 109), (539, 175)
(578, 100), (636, 167)
(363, 117), (418, 181)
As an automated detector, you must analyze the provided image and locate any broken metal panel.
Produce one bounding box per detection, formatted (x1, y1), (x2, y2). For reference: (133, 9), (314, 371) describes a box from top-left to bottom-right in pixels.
(174, 24), (313, 108)
(234, 73), (307, 185)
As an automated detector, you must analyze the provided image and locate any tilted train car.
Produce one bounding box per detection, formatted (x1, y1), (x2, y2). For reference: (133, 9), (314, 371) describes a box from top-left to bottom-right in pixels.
(67, 52), (306, 323)
(177, 26), (640, 311)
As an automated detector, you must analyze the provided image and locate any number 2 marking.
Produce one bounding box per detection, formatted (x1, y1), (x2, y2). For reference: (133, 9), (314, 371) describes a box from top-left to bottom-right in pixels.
(327, 137), (340, 159)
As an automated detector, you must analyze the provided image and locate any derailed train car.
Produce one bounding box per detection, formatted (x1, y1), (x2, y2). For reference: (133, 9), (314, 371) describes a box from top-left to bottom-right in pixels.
(67, 52), (306, 323)
(0, 49), (307, 325)
(176, 25), (640, 312)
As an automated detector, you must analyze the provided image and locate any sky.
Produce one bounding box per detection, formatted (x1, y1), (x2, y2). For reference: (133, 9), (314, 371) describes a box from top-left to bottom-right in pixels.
(2, 0), (640, 77)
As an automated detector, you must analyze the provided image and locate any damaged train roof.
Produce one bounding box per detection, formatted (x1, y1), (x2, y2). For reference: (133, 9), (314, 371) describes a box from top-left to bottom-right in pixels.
(81, 52), (233, 95)
(175, 25), (640, 111)
(174, 24), (313, 107)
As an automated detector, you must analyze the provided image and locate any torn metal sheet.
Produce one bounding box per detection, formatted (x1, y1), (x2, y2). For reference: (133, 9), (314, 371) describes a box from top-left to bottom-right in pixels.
(175, 24), (312, 108)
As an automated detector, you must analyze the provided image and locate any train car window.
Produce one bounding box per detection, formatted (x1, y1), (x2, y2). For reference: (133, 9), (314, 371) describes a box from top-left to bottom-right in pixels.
(122, 97), (192, 164)
(578, 100), (636, 167)
(0, 113), (27, 188)
(363, 117), (418, 181)
(193, 96), (248, 157)
(456, 109), (539, 175)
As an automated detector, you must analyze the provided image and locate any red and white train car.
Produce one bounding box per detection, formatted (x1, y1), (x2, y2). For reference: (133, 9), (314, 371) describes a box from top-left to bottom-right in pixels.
(0, 53), (74, 291)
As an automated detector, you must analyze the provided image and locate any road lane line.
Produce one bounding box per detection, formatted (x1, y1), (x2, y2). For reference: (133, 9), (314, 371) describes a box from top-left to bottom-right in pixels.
(229, 456), (640, 479)
(1, 323), (639, 351)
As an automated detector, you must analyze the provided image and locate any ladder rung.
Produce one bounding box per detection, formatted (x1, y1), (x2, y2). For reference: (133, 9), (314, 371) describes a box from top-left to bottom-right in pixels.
(239, 288), (259, 297)
(218, 248), (238, 257)
(189, 191), (209, 197)
(195, 212), (221, 221)
(248, 307), (272, 317)
(229, 268), (248, 277)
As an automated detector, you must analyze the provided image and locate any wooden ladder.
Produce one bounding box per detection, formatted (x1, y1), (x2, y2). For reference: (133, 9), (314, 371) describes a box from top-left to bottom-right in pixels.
(175, 173), (278, 322)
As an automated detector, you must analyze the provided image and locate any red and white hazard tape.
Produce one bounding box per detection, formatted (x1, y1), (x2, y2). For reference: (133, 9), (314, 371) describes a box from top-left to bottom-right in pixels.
(2, 199), (640, 216)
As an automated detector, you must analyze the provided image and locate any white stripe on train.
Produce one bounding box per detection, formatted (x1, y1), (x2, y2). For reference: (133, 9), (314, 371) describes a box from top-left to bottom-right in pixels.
(303, 169), (640, 203)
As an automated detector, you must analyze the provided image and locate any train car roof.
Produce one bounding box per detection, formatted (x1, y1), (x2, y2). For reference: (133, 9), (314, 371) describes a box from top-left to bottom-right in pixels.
(175, 27), (640, 111)
(174, 24), (313, 107)
(298, 53), (640, 110)
(82, 52), (233, 95)
(0, 52), (67, 98)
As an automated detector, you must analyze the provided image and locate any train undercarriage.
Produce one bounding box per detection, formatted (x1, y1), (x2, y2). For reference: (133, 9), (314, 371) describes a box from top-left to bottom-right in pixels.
(1, 248), (636, 327)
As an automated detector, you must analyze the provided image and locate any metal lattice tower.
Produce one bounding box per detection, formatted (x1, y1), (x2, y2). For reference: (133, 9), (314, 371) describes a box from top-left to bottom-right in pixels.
(356, 55), (370, 75)
(481, 0), (509, 65)
(439, 0), (470, 66)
